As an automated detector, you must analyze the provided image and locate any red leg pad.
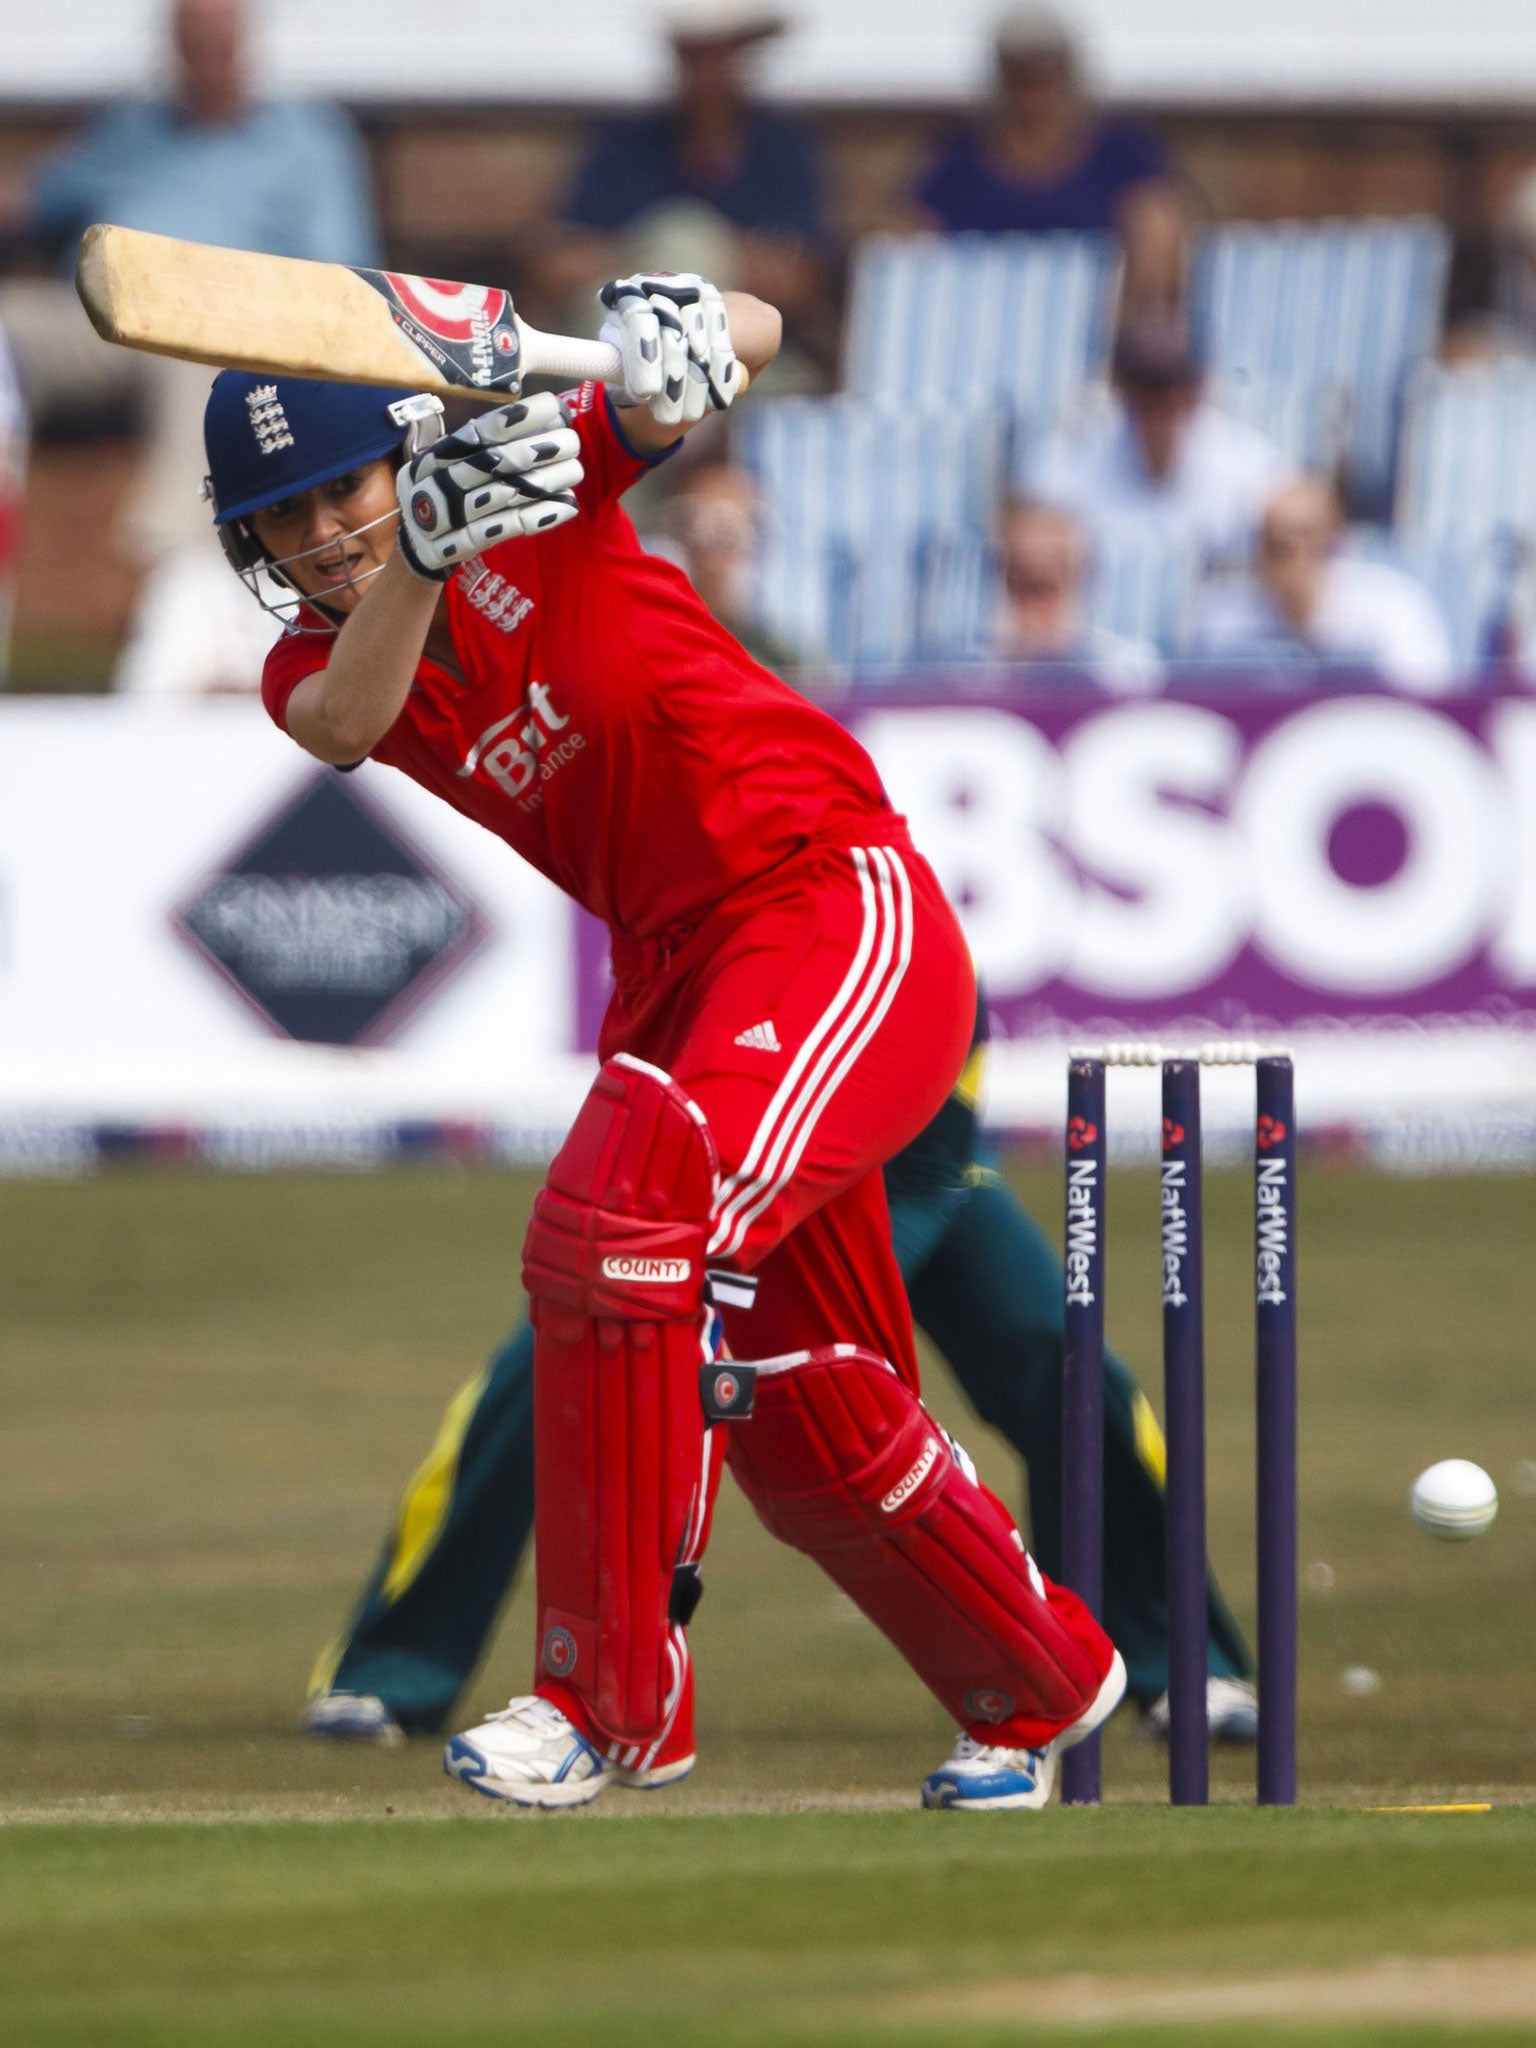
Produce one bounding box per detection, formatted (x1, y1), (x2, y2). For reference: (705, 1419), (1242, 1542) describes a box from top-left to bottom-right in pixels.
(524, 1055), (720, 1750)
(726, 1347), (1115, 1747)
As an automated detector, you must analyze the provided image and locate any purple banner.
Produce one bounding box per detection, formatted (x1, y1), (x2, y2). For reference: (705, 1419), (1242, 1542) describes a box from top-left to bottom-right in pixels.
(574, 907), (615, 1055)
(575, 687), (1536, 1049)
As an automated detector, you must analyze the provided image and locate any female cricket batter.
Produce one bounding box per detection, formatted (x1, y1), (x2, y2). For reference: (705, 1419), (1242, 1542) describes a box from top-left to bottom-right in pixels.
(202, 272), (1123, 1810)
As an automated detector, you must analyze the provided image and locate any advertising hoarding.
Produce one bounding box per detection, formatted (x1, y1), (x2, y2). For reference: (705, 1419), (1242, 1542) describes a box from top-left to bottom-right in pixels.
(4, 691), (1536, 1171)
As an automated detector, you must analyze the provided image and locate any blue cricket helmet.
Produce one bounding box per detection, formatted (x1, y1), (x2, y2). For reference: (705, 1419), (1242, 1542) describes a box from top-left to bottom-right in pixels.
(203, 372), (430, 524)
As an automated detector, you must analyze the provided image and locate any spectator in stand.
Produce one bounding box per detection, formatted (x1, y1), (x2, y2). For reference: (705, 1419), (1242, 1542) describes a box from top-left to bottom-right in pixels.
(991, 498), (1158, 690)
(1026, 311), (1290, 573)
(1440, 173), (1536, 365)
(0, 0), (379, 685)
(1477, 169), (1536, 362)
(0, 0), (379, 562)
(657, 459), (804, 676)
(1188, 475), (1457, 692)
(541, 3), (829, 383)
(912, 5), (1186, 314)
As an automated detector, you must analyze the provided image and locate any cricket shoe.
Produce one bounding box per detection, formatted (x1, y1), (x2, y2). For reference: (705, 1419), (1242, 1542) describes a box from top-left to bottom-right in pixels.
(302, 1692), (404, 1747)
(601, 1667), (696, 1792)
(532, 1669), (696, 1794)
(921, 1648), (1127, 1812)
(1142, 1677), (1259, 1746)
(443, 1694), (615, 1809)
(608, 1737), (696, 1792)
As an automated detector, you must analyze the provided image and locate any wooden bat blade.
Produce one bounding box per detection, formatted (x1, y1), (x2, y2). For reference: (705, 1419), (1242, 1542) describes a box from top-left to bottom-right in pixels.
(76, 225), (622, 399)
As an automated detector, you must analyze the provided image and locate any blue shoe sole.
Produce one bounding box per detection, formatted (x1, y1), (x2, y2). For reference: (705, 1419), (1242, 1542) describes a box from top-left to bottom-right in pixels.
(921, 1778), (1046, 1811)
(920, 1770), (1047, 1810)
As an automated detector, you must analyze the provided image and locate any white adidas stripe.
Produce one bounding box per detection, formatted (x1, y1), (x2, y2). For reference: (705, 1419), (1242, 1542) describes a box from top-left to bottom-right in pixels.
(631, 1423), (720, 1773)
(709, 846), (907, 1260)
(618, 1630), (685, 1774)
(614, 1417), (719, 1775)
(709, 846), (887, 1256)
(708, 846), (913, 1263)
(715, 849), (913, 1260)
(712, 848), (881, 1221)
(710, 847), (900, 1257)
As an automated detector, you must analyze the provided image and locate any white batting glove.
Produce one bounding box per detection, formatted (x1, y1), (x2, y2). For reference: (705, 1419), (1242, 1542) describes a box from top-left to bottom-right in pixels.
(598, 273), (741, 431)
(396, 393), (583, 581)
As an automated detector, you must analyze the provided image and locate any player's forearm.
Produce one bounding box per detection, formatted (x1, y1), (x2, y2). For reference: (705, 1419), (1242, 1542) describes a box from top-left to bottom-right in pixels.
(722, 291), (782, 382)
(285, 552), (440, 764)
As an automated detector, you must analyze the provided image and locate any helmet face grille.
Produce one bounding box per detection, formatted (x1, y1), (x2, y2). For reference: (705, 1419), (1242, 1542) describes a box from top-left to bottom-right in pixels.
(218, 506), (403, 635)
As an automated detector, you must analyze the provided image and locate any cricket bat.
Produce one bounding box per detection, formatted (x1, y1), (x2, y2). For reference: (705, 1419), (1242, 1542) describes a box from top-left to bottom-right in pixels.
(76, 223), (627, 401)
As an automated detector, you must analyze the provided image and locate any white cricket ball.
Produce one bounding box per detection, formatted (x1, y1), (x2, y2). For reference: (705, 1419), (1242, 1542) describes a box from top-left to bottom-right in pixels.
(1409, 1459), (1498, 1540)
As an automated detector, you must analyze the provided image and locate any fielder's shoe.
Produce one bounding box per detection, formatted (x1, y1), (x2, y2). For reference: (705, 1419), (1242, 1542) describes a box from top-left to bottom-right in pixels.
(443, 1694), (614, 1809)
(302, 1692), (404, 1747)
(1142, 1677), (1259, 1746)
(921, 1648), (1128, 1812)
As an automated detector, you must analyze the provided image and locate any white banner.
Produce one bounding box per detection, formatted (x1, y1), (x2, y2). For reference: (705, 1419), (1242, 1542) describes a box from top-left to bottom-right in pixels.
(0, 700), (590, 1155)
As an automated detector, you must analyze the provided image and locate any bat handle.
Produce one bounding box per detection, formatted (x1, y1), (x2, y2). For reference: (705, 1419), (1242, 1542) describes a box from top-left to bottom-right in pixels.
(512, 327), (750, 399)
(515, 325), (624, 386)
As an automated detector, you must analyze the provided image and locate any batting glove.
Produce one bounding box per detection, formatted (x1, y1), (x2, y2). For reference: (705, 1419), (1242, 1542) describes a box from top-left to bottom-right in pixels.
(598, 273), (741, 430)
(395, 393), (583, 581)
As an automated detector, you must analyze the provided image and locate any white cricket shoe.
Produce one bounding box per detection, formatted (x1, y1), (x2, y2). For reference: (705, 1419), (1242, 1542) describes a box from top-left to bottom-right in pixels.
(442, 1694), (613, 1809)
(920, 1731), (1058, 1810)
(302, 1692), (404, 1747)
(1143, 1676), (1259, 1746)
(921, 1648), (1127, 1812)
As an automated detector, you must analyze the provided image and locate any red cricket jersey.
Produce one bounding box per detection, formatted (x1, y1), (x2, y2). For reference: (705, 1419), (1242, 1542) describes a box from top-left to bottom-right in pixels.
(261, 386), (901, 940)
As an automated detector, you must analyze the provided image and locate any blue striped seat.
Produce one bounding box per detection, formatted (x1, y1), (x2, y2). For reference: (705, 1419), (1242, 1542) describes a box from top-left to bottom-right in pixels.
(1400, 535), (1514, 677)
(843, 232), (1121, 429)
(1193, 219), (1449, 512)
(1351, 521), (1520, 676)
(950, 519), (1189, 665)
(1086, 520), (1195, 657)
(825, 529), (1180, 673)
(1207, 372), (1348, 478)
(1395, 361), (1536, 551)
(735, 396), (1003, 671)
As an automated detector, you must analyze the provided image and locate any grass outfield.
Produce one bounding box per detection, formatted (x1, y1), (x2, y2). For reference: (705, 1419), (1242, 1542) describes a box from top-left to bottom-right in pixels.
(1, 1161), (1534, 2040)
(3, 1810), (1536, 2044)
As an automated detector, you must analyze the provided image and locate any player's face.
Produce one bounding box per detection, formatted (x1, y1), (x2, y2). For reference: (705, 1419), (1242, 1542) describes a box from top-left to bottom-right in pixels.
(248, 459), (399, 613)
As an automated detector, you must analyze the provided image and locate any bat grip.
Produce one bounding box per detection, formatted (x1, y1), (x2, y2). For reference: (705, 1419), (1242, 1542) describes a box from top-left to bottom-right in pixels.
(516, 329), (624, 386)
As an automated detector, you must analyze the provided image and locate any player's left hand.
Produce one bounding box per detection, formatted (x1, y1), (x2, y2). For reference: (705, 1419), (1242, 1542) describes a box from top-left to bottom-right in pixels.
(395, 393), (584, 580)
(598, 273), (741, 430)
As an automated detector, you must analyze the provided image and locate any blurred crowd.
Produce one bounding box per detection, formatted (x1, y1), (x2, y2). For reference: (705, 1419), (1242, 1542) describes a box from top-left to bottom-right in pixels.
(4, 0), (1536, 694)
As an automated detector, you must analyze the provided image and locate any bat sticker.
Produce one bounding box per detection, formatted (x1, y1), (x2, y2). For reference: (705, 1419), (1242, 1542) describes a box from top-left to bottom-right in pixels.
(361, 272), (524, 391)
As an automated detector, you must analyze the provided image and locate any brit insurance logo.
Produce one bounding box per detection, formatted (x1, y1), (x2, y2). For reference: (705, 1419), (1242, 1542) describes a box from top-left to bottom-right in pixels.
(172, 771), (487, 1045)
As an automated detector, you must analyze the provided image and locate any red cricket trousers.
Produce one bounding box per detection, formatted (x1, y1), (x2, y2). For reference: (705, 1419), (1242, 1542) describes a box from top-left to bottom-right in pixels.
(602, 831), (970, 1368)
(538, 828), (1113, 1764)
